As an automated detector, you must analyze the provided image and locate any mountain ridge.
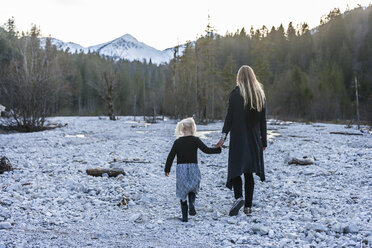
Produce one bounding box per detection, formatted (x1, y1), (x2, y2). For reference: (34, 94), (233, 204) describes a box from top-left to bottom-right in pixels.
(40, 34), (185, 64)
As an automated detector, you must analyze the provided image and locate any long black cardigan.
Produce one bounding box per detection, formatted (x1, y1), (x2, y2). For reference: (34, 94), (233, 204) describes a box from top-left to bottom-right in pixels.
(222, 87), (267, 188)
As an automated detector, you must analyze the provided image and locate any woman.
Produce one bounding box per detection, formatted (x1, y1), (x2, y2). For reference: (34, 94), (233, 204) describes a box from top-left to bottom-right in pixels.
(216, 65), (267, 216)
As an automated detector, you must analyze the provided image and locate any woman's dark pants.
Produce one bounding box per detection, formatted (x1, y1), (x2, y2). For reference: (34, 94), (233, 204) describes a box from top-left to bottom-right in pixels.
(231, 173), (254, 207)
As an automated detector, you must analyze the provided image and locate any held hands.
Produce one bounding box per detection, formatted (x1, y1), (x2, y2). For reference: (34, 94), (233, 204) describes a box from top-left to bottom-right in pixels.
(216, 139), (225, 148)
(215, 138), (267, 151)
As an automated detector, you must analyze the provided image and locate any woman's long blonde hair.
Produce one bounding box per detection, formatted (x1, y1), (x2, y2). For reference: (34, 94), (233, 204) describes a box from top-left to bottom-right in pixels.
(175, 117), (196, 136)
(236, 65), (265, 112)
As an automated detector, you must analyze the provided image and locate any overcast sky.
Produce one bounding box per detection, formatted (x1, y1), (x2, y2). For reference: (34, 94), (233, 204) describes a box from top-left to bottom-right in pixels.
(0, 0), (370, 50)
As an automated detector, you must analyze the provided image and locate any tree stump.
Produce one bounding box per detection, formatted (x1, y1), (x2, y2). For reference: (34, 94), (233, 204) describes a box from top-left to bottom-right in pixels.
(86, 168), (125, 177)
(0, 157), (13, 174)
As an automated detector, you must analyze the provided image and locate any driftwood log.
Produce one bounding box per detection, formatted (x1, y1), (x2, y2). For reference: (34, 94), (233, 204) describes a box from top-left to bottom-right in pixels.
(330, 131), (362, 136)
(109, 158), (151, 164)
(0, 156), (13, 174)
(288, 157), (314, 165)
(86, 168), (125, 177)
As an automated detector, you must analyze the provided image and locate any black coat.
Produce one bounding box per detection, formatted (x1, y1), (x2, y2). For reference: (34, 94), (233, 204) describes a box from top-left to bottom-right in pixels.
(222, 86), (267, 187)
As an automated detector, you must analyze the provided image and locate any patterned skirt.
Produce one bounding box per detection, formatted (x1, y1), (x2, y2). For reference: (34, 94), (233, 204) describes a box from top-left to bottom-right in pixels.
(176, 163), (201, 201)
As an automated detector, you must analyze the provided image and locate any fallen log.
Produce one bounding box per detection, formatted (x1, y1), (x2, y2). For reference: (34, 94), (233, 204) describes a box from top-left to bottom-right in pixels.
(288, 157), (314, 165)
(330, 132), (362, 136)
(86, 168), (125, 177)
(109, 158), (151, 164)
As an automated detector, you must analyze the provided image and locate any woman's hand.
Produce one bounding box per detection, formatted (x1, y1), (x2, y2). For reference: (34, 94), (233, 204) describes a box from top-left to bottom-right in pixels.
(165, 172), (169, 177)
(263, 147), (266, 151)
(216, 139), (225, 148)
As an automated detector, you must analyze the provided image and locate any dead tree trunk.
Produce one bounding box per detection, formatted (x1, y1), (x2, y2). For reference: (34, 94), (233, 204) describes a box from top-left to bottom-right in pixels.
(105, 79), (115, 120)
(133, 94), (137, 121)
(355, 77), (360, 130)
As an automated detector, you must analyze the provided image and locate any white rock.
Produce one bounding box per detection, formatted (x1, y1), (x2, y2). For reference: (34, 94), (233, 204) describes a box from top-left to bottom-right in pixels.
(115, 174), (125, 180)
(129, 213), (142, 223)
(252, 224), (269, 235)
(285, 232), (299, 239)
(344, 223), (359, 234)
(0, 222), (11, 229)
(310, 223), (328, 232)
(306, 232), (315, 243)
(0, 207), (10, 219)
(268, 229), (274, 238)
(236, 236), (249, 244)
(227, 218), (237, 224)
(284, 153), (291, 164)
(315, 232), (326, 241)
(331, 223), (345, 233)
(212, 211), (222, 220)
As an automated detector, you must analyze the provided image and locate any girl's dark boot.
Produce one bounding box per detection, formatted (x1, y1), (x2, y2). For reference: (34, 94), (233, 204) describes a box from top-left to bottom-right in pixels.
(188, 192), (196, 216)
(180, 200), (188, 222)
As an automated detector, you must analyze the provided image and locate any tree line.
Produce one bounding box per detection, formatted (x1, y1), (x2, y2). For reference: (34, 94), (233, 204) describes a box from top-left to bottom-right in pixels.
(0, 5), (371, 130)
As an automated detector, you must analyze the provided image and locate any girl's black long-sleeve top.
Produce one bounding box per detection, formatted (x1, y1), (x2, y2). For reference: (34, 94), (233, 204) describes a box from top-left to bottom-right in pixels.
(164, 136), (221, 173)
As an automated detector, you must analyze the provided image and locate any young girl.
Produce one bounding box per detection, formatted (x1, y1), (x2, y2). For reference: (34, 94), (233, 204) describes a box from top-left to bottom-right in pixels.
(164, 117), (221, 222)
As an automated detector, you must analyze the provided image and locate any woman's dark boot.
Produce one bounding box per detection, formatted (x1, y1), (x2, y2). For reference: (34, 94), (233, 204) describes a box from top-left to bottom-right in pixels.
(188, 192), (196, 216)
(180, 200), (188, 222)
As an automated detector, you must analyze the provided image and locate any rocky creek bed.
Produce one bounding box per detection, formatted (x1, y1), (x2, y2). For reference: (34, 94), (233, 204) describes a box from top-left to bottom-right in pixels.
(0, 117), (371, 247)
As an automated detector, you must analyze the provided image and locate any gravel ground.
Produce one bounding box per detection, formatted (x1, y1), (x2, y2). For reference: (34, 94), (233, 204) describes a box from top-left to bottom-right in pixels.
(0, 117), (371, 247)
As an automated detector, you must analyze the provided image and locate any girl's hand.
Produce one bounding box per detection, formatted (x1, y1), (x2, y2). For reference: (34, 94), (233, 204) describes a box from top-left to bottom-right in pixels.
(263, 147), (266, 151)
(165, 172), (169, 177)
(216, 139), (225, 147)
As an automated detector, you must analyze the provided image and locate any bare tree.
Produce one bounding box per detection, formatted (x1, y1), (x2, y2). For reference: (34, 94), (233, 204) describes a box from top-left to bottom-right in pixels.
(89, 58), (118, 120)
(1, 25), (62, 131)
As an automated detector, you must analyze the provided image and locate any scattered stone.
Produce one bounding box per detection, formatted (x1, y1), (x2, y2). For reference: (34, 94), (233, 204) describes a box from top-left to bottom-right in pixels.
(309, 223), (328, 232)
(116, 174), (125, 180)
(315, 232), (326, 241)
(344, 223), (359, 234)
(331, 223), (345, 233)
(227, 218), (237, 224)
(252, 224), (269, 235)
(0, 222), (11, 229)
(285, 233), (299, 239)
(268, 230), (274, 238)
(0, 207), (10, 219)
(129, 213), (142, 223)
(212, 211), (222, 220)
(306, 232), (315, 243)
(236, 236), (249, 244)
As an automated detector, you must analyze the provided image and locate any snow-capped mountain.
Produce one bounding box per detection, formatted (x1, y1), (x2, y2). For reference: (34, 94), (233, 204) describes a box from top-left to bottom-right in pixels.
(40, 34), (185, 64)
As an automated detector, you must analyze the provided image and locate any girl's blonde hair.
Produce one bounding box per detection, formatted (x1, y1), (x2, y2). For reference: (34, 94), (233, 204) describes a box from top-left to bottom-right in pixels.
(236, 65), (265, 112)
(175, 117), (196, 136)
